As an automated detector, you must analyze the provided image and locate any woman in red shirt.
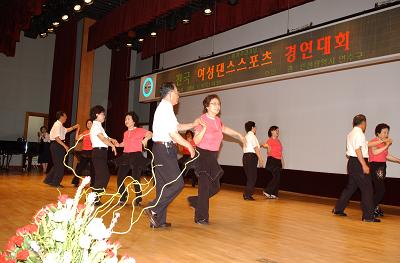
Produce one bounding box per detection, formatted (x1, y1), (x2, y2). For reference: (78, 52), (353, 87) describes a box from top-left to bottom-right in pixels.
(368, 123), (399, 216)
(262, 126), (283, 199)
(72, 119), (94, 187)
(188, 94), (245, 225)
(115, 112), (152, 206)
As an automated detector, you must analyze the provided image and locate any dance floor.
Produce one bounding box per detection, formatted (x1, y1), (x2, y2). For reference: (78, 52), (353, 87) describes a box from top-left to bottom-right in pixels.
(0, 171), (399, 263)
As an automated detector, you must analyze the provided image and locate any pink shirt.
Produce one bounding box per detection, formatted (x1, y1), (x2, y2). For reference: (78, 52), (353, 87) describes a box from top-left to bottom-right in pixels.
(81, 130), (93, 151)
(123, 128), (147, 153)
(368, 137), (388, 162)
(195, 114), (223, 152)
(266, 138), (282, 160)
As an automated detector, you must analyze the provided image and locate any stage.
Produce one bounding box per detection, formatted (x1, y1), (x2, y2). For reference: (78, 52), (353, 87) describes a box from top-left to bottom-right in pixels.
(0, 172), (399, 263)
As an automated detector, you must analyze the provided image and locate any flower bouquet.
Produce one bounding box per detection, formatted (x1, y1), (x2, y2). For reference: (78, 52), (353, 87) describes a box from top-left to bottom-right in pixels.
(0, 177), (135, 263)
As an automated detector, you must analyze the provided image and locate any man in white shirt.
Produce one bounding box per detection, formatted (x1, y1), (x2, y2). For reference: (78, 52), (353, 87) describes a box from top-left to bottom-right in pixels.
(145, 82), (196, 228)
(242, 121), (264, 200)
(44, 111), (79, 187)
(333, 114), (381, 222)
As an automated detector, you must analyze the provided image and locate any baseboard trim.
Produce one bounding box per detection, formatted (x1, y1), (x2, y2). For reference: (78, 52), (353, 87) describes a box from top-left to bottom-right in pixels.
(220, 165), (400, 206)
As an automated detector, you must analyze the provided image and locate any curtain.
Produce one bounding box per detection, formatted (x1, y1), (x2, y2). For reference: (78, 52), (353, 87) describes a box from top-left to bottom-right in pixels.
(105, 47), (131, 141)
(48, 19), (78, 132)
(0, 0), (44, 57)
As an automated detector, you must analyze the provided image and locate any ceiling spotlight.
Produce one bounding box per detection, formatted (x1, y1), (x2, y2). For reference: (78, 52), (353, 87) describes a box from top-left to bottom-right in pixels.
(61, 14), (69, 21)
(40, 32), (48, 38)
(73, 4), (82, 12)
(150, 31), (157, 37)
(204, 8), (212, 15)
(182, 18), (190, 24)
(126, 43), (133, 47)
(52, 21), (60, 27)
(47, 28), (54, 33)
(84, 0), (94, 5)
(138, 38), (144, 42)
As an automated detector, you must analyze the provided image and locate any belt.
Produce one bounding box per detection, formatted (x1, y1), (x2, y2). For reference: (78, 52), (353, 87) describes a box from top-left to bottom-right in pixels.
(93, 147), (107, 150)
(154, 141), (175, 148)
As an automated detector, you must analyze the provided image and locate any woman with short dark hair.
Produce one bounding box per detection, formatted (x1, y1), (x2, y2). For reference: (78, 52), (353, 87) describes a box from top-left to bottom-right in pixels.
(114, 111), (152, 207)
(188, 94), (245, 225)
(71, 119), (94, 187)
(89, 105), (118, 205)
(368, 123), (399, 216)
(38, 126), (50, 173)
(261, 126), (283, 199)
(242, 121), (264, 200)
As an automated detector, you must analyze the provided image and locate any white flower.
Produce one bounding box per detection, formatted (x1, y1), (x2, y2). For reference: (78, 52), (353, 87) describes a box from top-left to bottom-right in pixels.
(75, 218), (83, 228)
(86, 192), (97, 205)
(119, 256), (136, 263)
(43, 252), (59, 263)
(91, 240), (108, 253)
(52, 209), (70, 223)
(79, 235), (92, 249)
(65, 198), (74, 209)
(82, 176), (91, 186)
(87, 218), (110, 240)
(63, 251), (72, 263)
(30, 241), (40, 253)
(52, 228), (67, 242)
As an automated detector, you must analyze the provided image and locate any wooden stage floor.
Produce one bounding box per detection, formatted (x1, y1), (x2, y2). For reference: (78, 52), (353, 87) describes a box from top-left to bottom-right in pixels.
(0, 171), (399, 263)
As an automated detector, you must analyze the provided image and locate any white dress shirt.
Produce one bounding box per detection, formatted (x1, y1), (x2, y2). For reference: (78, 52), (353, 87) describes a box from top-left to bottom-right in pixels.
(49, 120), (67, 141)
(90, 120), (108, 148)
(346, 126), (368, 158)
(243, 131), (260, 153)
(152, 100), (179, 142)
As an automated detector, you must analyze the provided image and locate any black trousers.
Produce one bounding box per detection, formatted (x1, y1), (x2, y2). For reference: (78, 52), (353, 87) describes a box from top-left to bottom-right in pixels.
(117, 152), (150, 202)
(72, 150), (94, 186)
(147, 143), (183, 225)
(178, 154), (197, 186)
(92, 148), (110, 198)
(243, 153), (258, 197)
(188, 148), (224, 221)
(334, 157), (374, 220)
(44, 142), (66, 186)
(370, 162), (387, 208)
(263, 157), (282, 196)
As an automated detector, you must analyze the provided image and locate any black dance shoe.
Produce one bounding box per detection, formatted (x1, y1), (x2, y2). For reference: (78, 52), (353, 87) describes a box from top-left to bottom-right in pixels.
(243, 194), (255, 201)
(374, 206), (384, 217)
(150, 222), (171, 228)
(332, 209), (347, 216)
(195, 219), (209, 225)
(362, 217), (381, 223)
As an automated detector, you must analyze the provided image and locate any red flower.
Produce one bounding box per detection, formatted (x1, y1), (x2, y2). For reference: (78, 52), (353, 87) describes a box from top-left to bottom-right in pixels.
(106, 249), (115, 258)
(57, 194), (69, 204)
(33, 209), (46, 221)
(0, 253), (8, 262)
(4, 241), (15, 252)
(46, 203), (56, 209)
(16, 250), (29, 261)
(13, 236), (24, 247)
